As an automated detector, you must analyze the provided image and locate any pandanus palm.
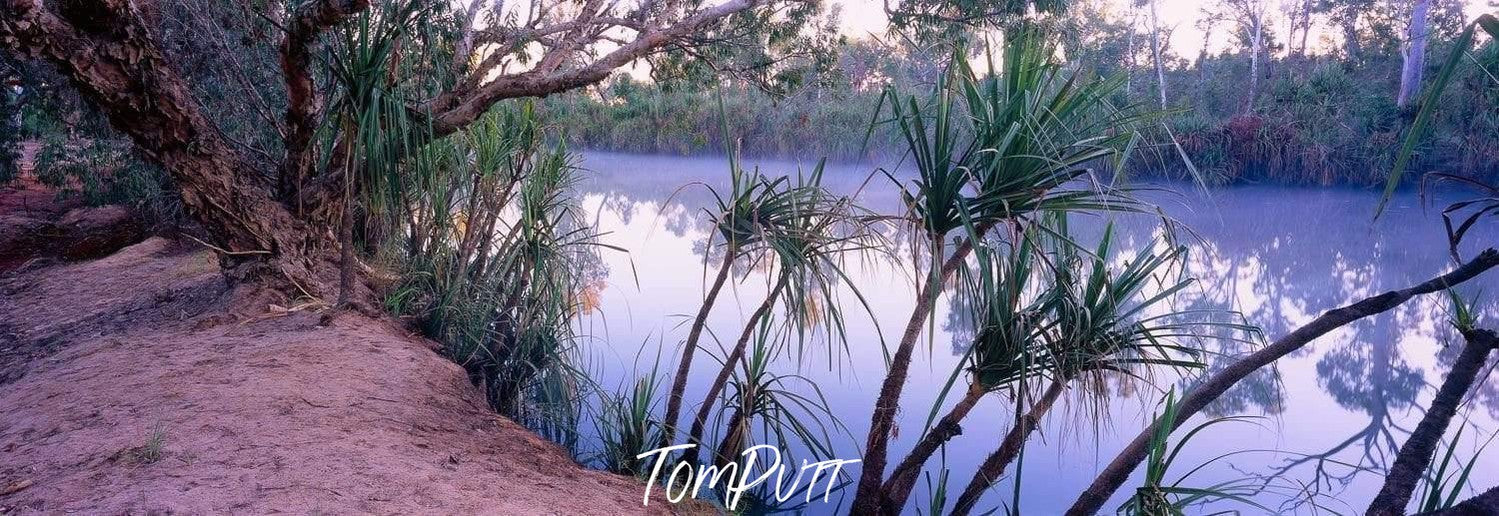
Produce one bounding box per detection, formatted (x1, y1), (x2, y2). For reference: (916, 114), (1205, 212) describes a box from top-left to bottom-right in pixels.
(851, 28), (1161, 515)
(661, 157), (797, 447)
(946, 224), (1247, 515)
(711, 322), (845, 473)
(680, 163), (881, 466)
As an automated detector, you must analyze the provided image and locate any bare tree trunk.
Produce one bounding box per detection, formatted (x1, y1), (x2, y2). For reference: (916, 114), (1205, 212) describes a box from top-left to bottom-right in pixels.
(1298, 0), (1312, 56)
(1367, 328), (1497, 515)
(1397, 0), (1432, 109)
(278, 0), (369, 205)
(1065, 249), (1499, 516)
(1148, 0), (1167, 108)
(1126, 8), (1137, 98)
(680, 273), (789, 467)
(1247, 3), (1264, 113)
(850, 225), (993, 515)
(881, 383), (988, 511)
(661, 247), (737, 448)
(951, 380), (1067, 516)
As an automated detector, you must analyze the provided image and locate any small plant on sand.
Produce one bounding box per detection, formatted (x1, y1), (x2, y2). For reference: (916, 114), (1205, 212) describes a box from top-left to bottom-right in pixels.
(117, 423), (168, 465)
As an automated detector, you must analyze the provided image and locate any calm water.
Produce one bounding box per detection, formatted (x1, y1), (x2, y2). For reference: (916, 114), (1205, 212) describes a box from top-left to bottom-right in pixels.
(570, 151), (1499, 515)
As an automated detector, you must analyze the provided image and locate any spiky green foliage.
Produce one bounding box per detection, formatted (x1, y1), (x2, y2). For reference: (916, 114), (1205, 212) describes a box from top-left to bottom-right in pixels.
(1119, 390), (1274, 516)
(955, 222), (1218, 395)
(1415, 424), (1497, 513)
(874, 30), (1156, 269)
(596, 363), (669, 477)
(387, 104), (601, 442)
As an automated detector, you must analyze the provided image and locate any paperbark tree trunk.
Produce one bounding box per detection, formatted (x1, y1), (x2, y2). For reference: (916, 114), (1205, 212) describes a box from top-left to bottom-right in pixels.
(0, 0), (329, 293)
(1126, 8), (1137, 97)
(1298, 0), (1312, 56)
(1247, 2), (1264, 113)
(1065, 249), (1499, 516)
(1397, 0), (1432, 109)
(3, 0), (770, 299)
(1149, 0), (1167, 108)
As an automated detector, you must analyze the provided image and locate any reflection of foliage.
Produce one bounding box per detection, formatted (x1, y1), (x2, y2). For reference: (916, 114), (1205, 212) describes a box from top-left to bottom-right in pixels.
(1318, 341), (1423, 414)
(1269, 321), (1422, 503)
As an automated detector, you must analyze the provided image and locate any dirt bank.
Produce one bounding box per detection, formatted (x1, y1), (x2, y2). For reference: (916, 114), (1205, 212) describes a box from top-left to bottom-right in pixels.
(0, 235), (678, 514)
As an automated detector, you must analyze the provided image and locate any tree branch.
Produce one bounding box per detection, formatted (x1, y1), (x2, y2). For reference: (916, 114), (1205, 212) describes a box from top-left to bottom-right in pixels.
(1368, 328), (1498, 515)
(1065, 248), (1499, 516)
(1, 0), (325, 290)
(425, 0), (769, 137)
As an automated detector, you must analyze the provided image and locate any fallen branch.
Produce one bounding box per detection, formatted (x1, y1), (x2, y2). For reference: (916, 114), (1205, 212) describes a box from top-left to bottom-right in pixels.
(1367, 328), (1497, 515)
(1066, 248), (1499, 516)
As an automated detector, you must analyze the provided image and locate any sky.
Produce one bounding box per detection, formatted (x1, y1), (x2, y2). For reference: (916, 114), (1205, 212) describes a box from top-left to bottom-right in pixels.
(826, 0), (1496, 57)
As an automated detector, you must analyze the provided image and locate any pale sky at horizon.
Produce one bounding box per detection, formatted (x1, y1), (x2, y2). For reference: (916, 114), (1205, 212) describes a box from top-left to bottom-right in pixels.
(826, 0), (1496, 58)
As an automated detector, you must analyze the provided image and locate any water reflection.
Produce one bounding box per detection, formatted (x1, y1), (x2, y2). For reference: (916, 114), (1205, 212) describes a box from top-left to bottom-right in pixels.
(573, 151), (1499, 514)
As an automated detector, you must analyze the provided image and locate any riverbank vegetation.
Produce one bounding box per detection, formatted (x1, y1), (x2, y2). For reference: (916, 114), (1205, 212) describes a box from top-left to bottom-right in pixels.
(539, 0), (1499, 187)
(4, 0), (1499, 514)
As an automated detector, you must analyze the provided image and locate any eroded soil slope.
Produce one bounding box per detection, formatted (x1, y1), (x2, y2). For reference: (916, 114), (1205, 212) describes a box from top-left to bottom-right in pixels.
(0, 237), (673, 514)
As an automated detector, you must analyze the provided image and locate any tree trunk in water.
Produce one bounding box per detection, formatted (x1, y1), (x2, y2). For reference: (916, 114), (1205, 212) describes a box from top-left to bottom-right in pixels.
(662, 247), (737, 448)
(1149, 0), (1167, 108)
(680, 273), (789, 466)
(0, 0), (330, 293)
(951, 380), (1067, 516)
(881, 383), (988, 512)
(1396, 0), (1431, 109)
(1065, 249), (1499, 516)
(850, 226), (992, 515)
(1366, 328), (1497, 515)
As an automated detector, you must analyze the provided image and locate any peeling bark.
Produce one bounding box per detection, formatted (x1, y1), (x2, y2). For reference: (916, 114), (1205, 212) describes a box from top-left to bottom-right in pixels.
(0, 0), (328, 293)
(1396, 0), (1431, 109)
(278, 0), (371, 205)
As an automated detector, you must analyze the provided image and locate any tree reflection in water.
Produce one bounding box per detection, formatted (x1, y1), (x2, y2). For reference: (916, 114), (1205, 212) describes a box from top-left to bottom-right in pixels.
(571, 155), (1499, 511)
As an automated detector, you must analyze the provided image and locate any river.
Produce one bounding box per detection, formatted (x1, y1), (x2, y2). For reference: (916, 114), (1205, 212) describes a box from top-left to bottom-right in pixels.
(568, 151), (1499, 515)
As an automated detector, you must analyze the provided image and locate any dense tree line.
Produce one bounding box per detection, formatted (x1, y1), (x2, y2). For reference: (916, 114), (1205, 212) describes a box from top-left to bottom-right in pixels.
(545, 0), (1499, 186)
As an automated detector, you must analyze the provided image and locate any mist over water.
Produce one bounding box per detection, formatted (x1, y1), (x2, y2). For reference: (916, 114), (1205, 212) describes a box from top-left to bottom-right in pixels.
(572, 151), (1499, 514)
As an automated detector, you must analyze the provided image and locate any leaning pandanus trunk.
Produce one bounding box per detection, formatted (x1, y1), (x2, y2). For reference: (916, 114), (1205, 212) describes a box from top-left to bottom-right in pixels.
(681, 272), (790, 466)
(951, 379), (1068, 515)
(661, 244), (738, 447)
